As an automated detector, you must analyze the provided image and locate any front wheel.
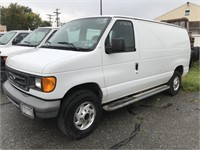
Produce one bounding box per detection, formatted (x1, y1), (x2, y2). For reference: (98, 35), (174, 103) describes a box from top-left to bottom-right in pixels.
(58, 90), (101, 139)
(168, 71), (181, 96)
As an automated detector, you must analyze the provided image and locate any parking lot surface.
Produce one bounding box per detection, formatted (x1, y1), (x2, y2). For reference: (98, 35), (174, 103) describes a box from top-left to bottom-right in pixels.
(0, 87), (199, 149)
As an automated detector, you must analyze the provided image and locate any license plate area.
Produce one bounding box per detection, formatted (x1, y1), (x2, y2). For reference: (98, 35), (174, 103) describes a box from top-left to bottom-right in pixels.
(20, 103), (34, 119)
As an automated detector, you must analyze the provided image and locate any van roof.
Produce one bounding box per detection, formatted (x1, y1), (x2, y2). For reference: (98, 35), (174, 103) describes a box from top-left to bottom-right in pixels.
(38, 27), (60, 29)
(113, 15), (184, 29)
(75, 15), (184, 29)
(7, 30), (31, 33)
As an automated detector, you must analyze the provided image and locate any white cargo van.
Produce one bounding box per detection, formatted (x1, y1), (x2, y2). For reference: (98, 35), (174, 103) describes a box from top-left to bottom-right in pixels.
(0, 27), (59, 82)
(0, 30), (31, 47)
(3, 16), (191, 139)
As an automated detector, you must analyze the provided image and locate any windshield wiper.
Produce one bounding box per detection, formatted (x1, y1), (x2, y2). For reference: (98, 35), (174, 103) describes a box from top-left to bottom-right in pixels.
(57, 42), (77, 49)
(23, 41), (30, 44)
(19, 41), (38, 47)
(17, 43), (34, 47)
(57, 42), (91, 51)
(41, 42), (91, 51)
(17, 43), (25, 46)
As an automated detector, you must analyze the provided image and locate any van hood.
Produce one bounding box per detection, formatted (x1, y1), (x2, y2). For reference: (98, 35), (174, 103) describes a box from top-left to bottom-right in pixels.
(0, 45), (35, 56)
(6, 48), (91, 74)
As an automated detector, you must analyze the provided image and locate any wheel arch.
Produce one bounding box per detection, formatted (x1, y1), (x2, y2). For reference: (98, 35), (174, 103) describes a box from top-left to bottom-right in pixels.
(174, 65), (184, 76)
(62, 82), (103, 102)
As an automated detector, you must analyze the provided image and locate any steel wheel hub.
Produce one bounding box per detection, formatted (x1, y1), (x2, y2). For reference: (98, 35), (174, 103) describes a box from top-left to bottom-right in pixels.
(173, 76), (180, 91)
(74, 101), (96, 130)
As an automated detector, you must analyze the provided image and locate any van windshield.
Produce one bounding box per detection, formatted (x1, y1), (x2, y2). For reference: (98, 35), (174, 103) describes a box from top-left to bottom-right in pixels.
(0, 32), (17, 45)
(42, 17), (111, 51)
(18, 28), (51, 47)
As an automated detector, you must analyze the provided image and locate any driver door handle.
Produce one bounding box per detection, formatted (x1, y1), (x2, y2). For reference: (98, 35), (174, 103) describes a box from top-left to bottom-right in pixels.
(135, 63), (139, 74)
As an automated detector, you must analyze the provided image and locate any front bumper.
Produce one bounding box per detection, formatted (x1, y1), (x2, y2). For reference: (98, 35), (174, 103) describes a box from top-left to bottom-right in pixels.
(3, 80), (61, 118)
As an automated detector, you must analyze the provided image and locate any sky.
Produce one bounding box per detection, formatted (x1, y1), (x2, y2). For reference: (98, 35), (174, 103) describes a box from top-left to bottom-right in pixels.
(1, 0), (200, 23)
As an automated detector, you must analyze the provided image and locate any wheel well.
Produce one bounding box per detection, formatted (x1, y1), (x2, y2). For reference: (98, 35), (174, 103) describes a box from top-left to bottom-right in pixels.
(175, 66), (183, 75)
(63, 83), (102, 101)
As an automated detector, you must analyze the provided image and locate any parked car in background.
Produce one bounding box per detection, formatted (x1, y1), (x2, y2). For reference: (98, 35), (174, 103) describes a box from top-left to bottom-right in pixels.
(0, 27), (59, 82)
(0, 30), (31, 48)
(3, 16), (191, 139)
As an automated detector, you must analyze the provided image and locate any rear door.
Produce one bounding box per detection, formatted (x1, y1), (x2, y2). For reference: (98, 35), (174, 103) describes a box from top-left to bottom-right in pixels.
(101, 19), (139, 103)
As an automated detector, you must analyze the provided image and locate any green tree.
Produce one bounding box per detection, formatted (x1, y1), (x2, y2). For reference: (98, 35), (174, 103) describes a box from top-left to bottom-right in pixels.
(40, 21), (51, 27)
(0, 3), (50, 31)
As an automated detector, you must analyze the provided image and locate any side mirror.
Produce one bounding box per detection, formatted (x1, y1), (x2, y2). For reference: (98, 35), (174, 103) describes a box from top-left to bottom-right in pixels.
(106, 38), (125, 54)
(12, 38), (20, 45)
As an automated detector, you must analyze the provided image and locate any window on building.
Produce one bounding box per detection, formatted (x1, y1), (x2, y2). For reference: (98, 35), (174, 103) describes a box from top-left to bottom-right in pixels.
(185, 10), (190, 16)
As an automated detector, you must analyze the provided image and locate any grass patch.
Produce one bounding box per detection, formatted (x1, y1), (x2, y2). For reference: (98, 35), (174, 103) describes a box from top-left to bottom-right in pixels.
(182, 61), (200, 92)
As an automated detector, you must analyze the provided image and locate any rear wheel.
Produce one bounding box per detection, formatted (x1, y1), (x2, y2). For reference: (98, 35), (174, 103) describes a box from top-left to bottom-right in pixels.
(58, 90), (101, 139)
(168, 71), (181, 96)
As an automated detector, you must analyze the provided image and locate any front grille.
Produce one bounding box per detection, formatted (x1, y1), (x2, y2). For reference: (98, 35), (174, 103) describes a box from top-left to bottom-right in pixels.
(7, 68), (29, 91)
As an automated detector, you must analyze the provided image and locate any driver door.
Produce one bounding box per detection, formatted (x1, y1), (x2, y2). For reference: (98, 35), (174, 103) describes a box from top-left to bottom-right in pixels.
(102, 19), (140, 103)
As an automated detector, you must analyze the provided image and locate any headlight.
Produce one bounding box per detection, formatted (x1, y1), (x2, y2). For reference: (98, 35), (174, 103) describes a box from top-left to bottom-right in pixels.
(34, 77), (56, 93)
(35, 78), (42, 89)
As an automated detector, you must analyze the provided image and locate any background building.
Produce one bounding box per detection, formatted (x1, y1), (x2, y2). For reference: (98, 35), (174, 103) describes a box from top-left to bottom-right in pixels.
(0, 25), (7, 32)
(155, 2), (200, 48)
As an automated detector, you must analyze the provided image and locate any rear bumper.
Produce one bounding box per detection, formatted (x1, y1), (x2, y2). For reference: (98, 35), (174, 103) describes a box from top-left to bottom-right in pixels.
(3, 80), (61, 118)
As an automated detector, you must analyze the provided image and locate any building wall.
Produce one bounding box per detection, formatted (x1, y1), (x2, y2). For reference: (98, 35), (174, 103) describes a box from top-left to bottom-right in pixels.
(0, 25), (7, 32)
(155, 2), (200, 47)
(155, 2), (200, 22)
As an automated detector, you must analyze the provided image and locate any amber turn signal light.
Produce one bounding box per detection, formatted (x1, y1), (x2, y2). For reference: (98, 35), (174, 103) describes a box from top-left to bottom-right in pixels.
(42, 77), (56, 93)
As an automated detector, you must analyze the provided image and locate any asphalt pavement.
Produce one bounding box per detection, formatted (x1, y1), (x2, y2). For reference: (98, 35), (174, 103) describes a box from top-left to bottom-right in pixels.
(0, 86), (199, 149)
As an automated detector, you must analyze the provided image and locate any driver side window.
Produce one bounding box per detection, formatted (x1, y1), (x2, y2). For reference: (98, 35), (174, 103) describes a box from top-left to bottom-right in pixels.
(105, 20), (135, 52)
(13, 33), (29, 45)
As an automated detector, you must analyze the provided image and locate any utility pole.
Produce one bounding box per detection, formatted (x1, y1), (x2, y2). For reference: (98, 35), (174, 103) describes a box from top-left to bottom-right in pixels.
(53, 8), (61, 27)
(46, 14), (54, 25)
(0, 5), (2, 25)
(100, 0), (102, 15)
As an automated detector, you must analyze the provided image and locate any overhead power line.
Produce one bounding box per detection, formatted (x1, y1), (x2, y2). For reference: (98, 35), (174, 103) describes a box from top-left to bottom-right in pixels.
(46, 14), (54, 25)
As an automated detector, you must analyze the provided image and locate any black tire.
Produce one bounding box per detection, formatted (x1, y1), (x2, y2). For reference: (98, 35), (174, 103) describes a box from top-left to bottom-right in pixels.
(167, 71), (181, 96)
(193, 47), (200, 61)
(58, 90), (102, 139)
